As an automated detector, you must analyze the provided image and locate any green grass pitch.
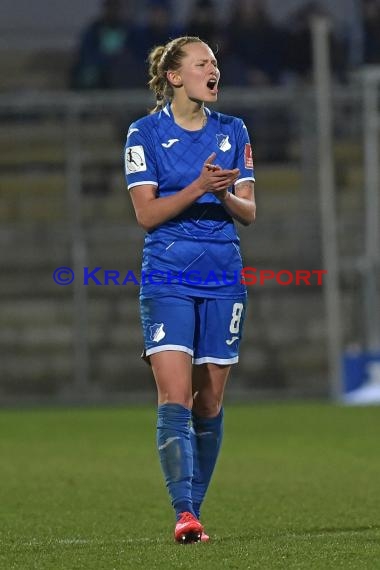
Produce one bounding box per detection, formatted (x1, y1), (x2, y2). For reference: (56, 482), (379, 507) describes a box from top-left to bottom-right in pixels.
(0, 403), (379, 569)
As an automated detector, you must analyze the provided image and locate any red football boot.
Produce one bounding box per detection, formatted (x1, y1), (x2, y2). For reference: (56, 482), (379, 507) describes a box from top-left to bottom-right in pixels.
(174, 512), (203, 544)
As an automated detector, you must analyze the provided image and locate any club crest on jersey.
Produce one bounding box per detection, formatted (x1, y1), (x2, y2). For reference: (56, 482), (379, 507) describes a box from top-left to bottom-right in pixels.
(150, 323), (166, 343)
(125, 145), (147, 173)
(216, 134), (231, 152)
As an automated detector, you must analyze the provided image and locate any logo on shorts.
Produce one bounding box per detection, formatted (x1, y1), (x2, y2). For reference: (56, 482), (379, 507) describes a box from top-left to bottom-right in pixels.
(216, 134), (231, 152)
(150, 323), (166, 342)
(226, 336), (239, 346)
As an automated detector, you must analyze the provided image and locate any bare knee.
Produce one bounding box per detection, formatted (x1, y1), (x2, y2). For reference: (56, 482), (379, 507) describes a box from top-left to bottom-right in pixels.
(192, 391), (222, 417)
(192, 363), (229, 417)
(151, 351), (193, 409)
(158, 391), (193, 410)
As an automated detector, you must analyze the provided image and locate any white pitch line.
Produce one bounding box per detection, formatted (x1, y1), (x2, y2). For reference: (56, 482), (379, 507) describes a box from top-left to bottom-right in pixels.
(15, 537), (164, 548)
(58, 537), (160, 545)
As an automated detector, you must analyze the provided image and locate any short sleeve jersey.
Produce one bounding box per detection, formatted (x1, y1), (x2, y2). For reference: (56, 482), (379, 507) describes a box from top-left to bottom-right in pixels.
(124, 103), (255, 299)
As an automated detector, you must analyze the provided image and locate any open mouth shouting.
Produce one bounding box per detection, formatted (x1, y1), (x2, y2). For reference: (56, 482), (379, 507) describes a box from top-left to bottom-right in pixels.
(206, 77), (218, 95)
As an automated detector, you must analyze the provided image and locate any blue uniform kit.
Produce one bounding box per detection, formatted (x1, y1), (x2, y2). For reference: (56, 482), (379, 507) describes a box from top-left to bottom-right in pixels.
(125, 103), (255, 364)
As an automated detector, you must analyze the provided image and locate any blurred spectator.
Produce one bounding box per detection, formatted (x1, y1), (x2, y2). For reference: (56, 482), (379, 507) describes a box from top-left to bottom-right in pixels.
(220, 0), (291, 162)
(132, 0), (183, 60)
(70, 0), (145, 89)
(284, 1), (347, 83)
(363, 0), (380, 63)
(227, 0), (286, 86)
(211, 36), (250, 87)
(186, 0), (219, 45)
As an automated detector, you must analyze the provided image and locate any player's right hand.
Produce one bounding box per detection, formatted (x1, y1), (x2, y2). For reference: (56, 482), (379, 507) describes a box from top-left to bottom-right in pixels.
(197, 153), (240, 194)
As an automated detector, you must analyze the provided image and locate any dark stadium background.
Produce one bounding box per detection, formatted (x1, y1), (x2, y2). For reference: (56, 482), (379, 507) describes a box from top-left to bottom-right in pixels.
(1, 0), (378, 405)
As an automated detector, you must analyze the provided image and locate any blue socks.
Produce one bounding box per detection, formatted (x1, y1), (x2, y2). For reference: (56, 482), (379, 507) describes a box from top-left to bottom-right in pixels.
(157, 403), (194, 520)
(157, 403), (224, 521)
(190, 408), (224, 520)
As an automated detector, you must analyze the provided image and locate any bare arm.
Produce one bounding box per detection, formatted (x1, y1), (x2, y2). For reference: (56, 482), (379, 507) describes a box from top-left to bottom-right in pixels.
(129, 153), (240, 231)
(216, 181), (256, 226)
(130, 181), (203, 232)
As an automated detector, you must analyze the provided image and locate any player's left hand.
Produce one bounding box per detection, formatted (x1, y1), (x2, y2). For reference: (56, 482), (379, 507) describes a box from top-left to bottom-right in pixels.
(204, 161), (221, 172)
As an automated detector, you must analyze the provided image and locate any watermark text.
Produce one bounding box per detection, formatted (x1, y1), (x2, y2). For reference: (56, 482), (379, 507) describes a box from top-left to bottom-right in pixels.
(53, 266), (327, 287)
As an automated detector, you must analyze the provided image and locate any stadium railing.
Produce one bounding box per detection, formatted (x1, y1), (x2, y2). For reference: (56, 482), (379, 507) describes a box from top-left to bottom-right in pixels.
(0, 83), (368, 405)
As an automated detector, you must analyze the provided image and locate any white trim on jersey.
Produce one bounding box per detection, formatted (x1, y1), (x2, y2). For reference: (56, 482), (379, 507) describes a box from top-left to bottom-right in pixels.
(145, 344), (194, 357)
(128, 180), (158, 190)
(193, 356), (239, 365)
(235, 176), (255, 184)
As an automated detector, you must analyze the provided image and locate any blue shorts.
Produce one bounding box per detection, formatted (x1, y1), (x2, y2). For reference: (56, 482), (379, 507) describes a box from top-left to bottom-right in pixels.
(140, 295), (247, 365)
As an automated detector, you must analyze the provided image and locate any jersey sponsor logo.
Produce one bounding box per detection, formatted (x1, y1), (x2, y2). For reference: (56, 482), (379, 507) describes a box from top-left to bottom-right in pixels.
(244, 144), (253, 169)
(125, 145), (147, 173)
(216, 134), (231, 152)
(127, 127), (139, 138)
(161, 138), (180, 148)
(150, 323), (165, 342)
(226, 336), (239, 345)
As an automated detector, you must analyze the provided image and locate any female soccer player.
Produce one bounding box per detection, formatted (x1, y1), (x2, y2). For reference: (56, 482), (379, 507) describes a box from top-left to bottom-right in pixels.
(124, 36), (256, 543)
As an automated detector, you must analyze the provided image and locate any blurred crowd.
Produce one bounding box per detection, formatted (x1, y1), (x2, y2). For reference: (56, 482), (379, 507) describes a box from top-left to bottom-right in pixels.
(70, 0), (380, 90)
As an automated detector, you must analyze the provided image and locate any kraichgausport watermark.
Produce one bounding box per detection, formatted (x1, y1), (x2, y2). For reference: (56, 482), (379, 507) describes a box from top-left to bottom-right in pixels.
(53, 267), (327, 287)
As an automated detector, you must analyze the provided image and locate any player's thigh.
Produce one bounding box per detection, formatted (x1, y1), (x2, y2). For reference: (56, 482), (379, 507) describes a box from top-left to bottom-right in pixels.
(151, 350), (193, 408)
(140, 295), (196, 407)
(192, 362), (231, 417)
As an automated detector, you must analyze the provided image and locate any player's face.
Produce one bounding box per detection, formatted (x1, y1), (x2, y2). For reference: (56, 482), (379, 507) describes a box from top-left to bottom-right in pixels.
(173, 42), (220, 103)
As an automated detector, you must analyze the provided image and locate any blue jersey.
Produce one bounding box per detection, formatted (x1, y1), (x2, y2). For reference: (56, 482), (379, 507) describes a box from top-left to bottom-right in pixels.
(124, 103), (255, 299)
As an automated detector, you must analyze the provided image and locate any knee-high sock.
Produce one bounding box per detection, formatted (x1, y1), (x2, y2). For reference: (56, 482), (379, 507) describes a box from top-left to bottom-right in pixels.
(157, 403), (194, 519)
(190, 408), (224, 519)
